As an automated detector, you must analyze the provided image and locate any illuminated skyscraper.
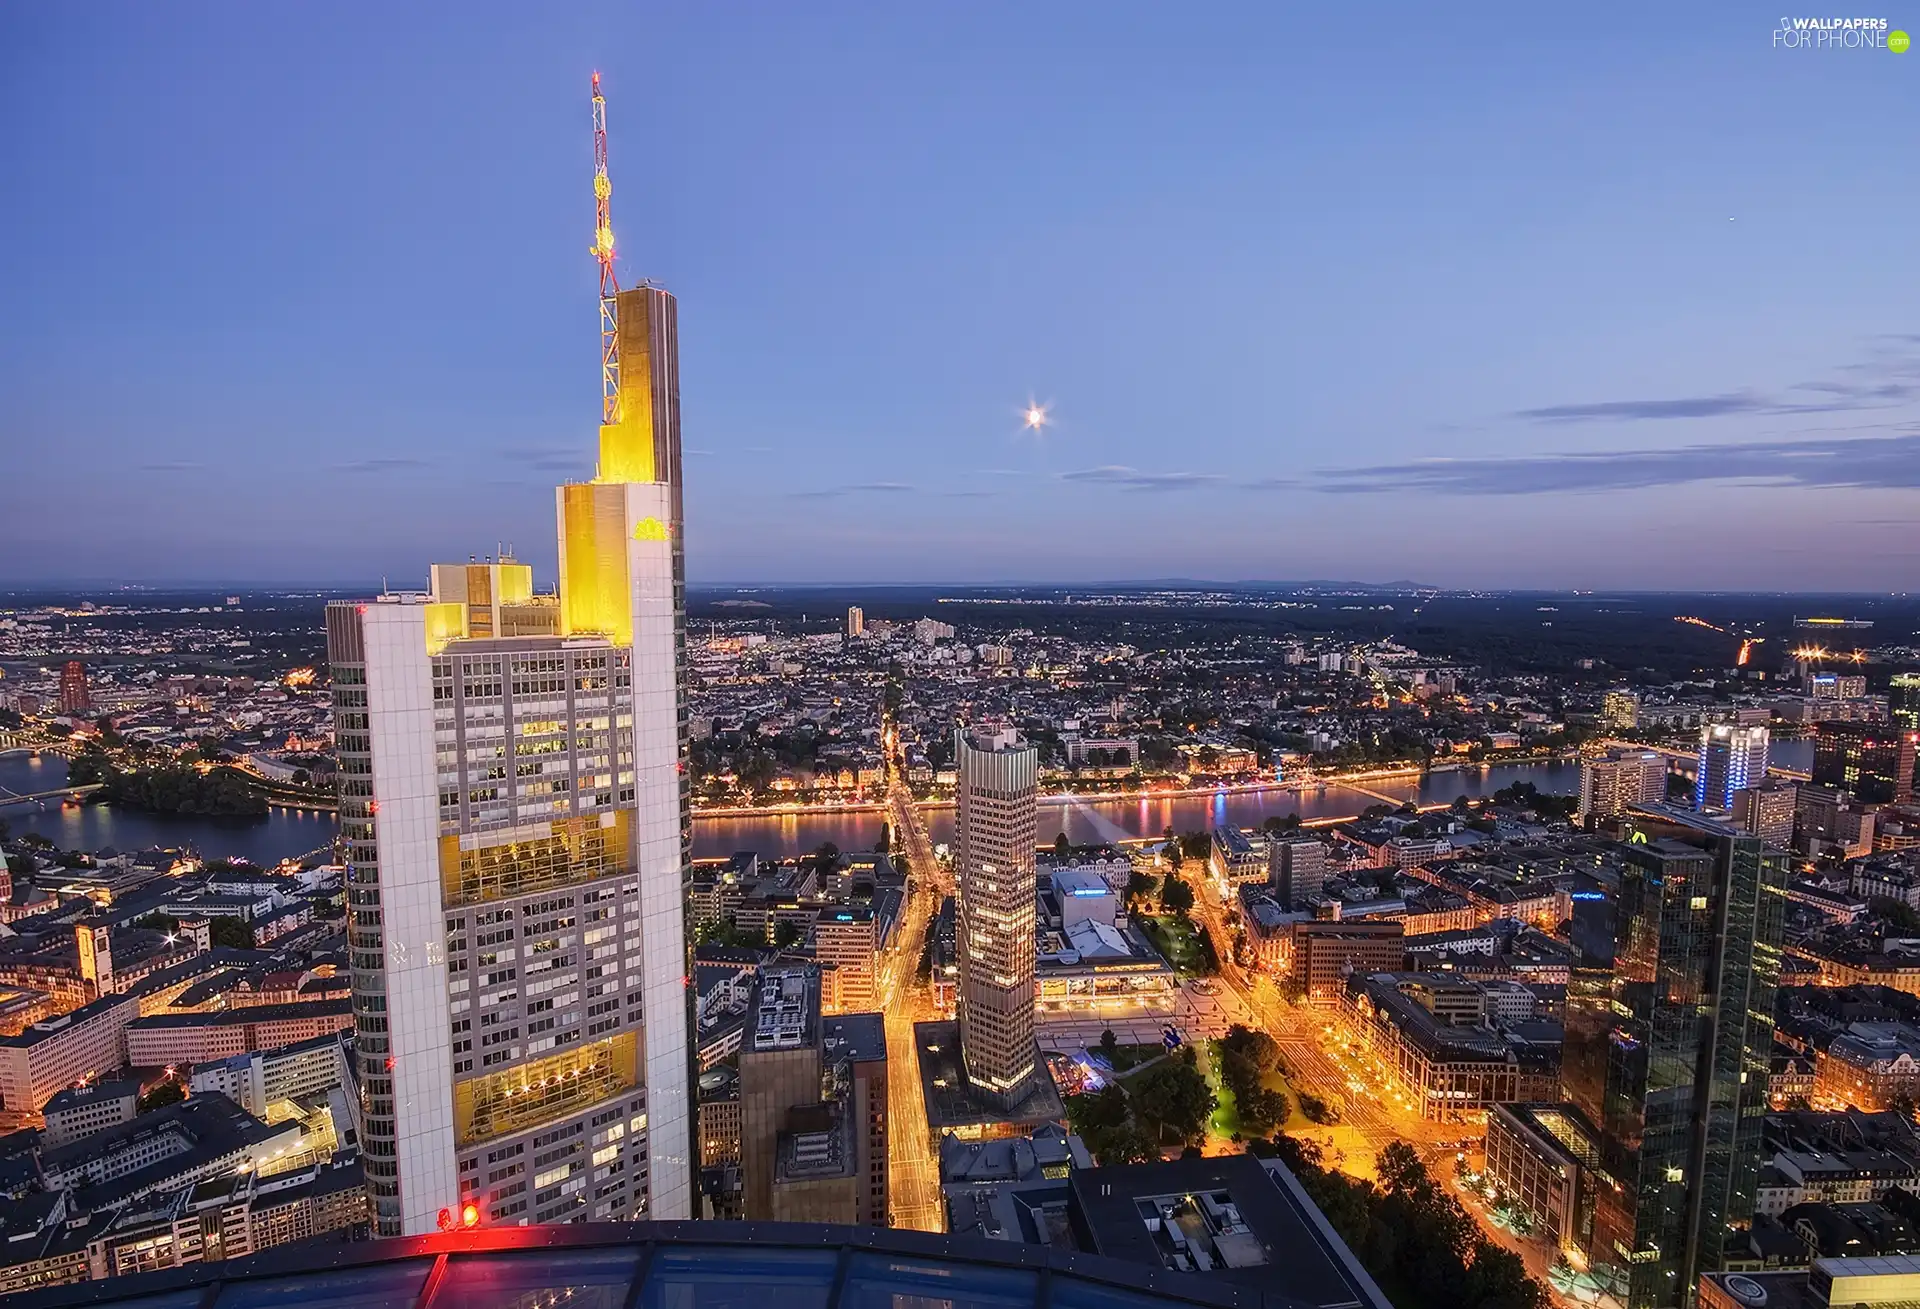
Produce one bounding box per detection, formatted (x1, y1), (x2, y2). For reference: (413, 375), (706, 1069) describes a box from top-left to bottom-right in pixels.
(58, 661), (90, 716)
(1578, 747), (1668, 823)
(327, 283), (693, 1236)
(1890, 673), (1920, 732)
(1562, 807), (1787, 1309)
(1695, 724), (1768, 812)
(954, 728), (1040, 1110)
(1813, 721), (1918, 805)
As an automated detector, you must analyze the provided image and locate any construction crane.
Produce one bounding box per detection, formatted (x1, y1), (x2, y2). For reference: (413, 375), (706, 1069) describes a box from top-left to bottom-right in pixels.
(591, 72), (620, 425)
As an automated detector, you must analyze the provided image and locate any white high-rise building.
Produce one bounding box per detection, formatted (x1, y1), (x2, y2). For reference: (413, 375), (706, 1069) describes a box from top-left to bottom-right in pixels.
(328, 284), (692, 1236)
(846, 606), (864, 638)
(954, 728), (1039, 1111)
(1697, 723), (1770, 813)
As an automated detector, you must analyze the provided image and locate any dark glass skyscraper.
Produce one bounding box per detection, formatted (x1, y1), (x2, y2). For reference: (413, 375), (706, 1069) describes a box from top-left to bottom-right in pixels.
(1562, 808), (1787, 1309)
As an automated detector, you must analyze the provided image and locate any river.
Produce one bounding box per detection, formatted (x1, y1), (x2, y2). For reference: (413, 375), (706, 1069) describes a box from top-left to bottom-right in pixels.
(0, 741), (1816, 864)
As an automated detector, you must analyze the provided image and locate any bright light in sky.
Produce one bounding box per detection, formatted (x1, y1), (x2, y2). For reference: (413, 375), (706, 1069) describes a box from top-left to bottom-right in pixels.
(1024, 404), (1048, 430)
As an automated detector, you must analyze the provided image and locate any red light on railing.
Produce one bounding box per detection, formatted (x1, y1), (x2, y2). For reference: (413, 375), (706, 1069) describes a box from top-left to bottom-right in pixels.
(462, 1203), (480, 1228)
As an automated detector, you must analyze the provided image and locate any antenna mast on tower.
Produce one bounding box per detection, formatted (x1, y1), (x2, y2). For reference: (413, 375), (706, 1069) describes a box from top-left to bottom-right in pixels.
(591, 72), (621, 425)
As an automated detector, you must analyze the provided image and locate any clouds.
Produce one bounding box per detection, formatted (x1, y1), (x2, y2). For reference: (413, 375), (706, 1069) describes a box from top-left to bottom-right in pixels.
(1316, 431), (1920, 495)
(789, 481), (915, 499)
(500, 446), (590, 474)
(1058, 465), (1224, 491)
(1514, 392), (1767, 422)
(332, 457), (427, 474)
(1513, 339), (1920, 424)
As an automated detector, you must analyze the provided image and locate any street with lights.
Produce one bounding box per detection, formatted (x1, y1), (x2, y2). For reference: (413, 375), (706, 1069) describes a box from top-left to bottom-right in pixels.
(877, 730), (950, 1233)
(872, 723), (1567, 1293)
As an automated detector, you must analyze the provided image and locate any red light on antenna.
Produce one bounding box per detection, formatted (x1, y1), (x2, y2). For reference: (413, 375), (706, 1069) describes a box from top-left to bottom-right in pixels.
(462, 1203), (480, 1228)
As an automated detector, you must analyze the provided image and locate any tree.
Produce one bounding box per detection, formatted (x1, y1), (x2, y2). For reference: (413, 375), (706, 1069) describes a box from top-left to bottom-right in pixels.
(1239, 1086), (1290, 1136)
(1874, 898), (1920, 936)
(1124, 870), (1159, 909)
(1053, 832), (1073, 859)
(209, 917), (253, 950)
(1164, 840), (1184, 870)
(812, 841), (841, 871)
(139, 1080), (186, 1113)
(1129, 1055), (1215, 1144)
(1161, 876), (1195, 915)
(1099, 1029), (1119, 1064)
(773, 919), (804, 950)
(874, 824), (891, 854)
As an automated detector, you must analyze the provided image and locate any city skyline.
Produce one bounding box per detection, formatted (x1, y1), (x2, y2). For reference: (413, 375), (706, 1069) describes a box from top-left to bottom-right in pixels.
(5, 6), (1917, 591)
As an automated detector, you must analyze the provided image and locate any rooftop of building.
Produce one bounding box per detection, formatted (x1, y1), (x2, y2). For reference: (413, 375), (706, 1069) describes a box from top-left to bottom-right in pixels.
(914, 1020), (1067, 1132)
(1051, 868), (1111, 898)
(1492, 1102), (1603, 1170)
(42, 1080), (140, 1116)
(940, 1124), (1091, 1185)
(819, 1012), (885, 1066)
(127, 997), (351, 1029)
(0, 992), (136, 1049)
(749, 964), (820, 1054)
(1067, 1153), (1393, 1309)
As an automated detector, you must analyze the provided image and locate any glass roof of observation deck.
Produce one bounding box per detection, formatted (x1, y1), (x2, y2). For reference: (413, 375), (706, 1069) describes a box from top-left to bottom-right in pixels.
(9, 1220), (1306, 1309)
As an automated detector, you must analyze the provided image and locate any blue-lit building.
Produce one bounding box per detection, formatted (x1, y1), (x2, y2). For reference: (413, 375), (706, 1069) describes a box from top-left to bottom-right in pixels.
(1695, 724), (1769, 812)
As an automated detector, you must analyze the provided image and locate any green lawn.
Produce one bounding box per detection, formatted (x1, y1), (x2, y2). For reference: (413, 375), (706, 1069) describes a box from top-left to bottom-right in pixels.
(1104, 1043), (1164, 1074)
(1142, 913), (1210, 976)
(1205, 1038), (1304, 1141)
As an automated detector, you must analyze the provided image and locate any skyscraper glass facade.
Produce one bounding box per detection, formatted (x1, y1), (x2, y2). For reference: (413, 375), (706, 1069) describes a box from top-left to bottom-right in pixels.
(1562, 811), (1786, 1309)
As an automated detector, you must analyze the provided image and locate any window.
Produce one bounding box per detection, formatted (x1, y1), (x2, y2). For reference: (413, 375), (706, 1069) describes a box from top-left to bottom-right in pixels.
(433, 1249), (641, 1309)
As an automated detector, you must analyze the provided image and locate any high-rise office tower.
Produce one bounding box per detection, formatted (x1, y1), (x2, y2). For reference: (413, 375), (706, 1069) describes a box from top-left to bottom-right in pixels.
(1269, 837), (1327, 908)
(58, 661), (90, 716)
(1695, 724), (1769, 812)
(327, 273), (693, 1235)
(846, 606), (864, 639)
(1562, 808), (1787, 1309)
(1731, 778), (1797, 849)
(1578, 748), (1668, 823)
(1813, 721), (1918, 805)
(954, 728), (1040, 1110)
(1891, 673), (1920, 732)
(736, 964), (886, 1225)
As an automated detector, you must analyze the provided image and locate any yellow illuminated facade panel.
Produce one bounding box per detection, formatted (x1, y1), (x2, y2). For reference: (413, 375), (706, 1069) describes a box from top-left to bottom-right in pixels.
(422, 603), (468, 656)
(452, 1033), (639, 1147)
(558, 483), (631, 644)
(597, 287), (666, 484)
(437, 811), (631, 908)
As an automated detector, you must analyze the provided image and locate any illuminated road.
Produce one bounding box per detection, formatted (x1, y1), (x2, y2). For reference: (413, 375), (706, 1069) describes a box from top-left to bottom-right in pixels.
(877, 747), (951, 1233)
(1182, 874), (1460, 1174)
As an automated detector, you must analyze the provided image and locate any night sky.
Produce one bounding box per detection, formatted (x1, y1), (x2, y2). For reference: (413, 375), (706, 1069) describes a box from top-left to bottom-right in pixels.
(3, 5), (1915, 590)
